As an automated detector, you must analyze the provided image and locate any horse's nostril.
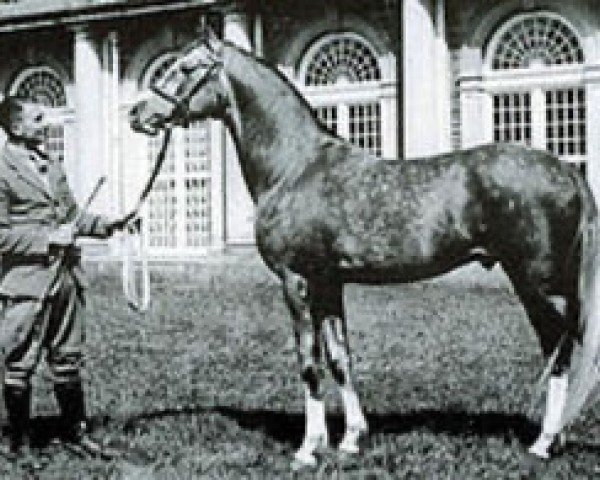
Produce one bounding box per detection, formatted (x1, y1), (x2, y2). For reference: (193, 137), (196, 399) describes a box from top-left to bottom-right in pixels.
(129, 102), (143, 119)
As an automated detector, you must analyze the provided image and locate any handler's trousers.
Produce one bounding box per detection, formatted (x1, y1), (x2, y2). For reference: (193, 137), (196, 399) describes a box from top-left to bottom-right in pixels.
(1, 274), (85, 389)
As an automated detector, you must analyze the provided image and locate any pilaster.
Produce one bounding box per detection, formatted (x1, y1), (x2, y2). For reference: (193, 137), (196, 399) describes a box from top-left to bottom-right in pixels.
(72, 24), (105, 205)
(584, 32), (600, 203)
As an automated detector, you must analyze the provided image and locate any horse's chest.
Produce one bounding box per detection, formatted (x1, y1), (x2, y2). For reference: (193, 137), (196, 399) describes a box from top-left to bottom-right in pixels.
(255, 190), (330, 260)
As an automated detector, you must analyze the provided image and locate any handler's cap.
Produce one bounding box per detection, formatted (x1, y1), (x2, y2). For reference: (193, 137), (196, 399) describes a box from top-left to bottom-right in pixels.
(0, 95), (51, 135)
(0, 95), (27, 133)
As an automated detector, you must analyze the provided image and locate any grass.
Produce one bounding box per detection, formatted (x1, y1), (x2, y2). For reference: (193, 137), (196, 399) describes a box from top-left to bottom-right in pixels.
(1, 256), (599, 479)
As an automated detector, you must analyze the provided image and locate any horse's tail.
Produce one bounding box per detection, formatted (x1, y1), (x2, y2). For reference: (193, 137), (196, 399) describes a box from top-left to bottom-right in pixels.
(559, 176), (600, 429)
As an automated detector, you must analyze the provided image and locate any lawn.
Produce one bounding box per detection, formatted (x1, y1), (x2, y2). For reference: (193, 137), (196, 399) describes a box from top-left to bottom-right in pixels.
(1, 255), (599, 479)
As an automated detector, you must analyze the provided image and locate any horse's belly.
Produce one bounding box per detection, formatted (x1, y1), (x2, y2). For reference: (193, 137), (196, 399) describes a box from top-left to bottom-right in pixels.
(338, 259), (470, 284)
(332, 232), (475, 283)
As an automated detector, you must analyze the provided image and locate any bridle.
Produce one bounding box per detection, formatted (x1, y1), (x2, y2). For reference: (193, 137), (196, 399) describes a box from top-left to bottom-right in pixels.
(149, 50), (222, 124)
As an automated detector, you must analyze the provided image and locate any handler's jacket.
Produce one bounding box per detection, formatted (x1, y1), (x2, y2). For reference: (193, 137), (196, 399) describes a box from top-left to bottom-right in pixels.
(0, 140), (110, 299)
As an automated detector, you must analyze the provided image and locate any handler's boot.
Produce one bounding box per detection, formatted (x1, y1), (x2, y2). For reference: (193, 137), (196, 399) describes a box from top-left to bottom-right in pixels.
(54, 382), (117, 460)
(0, 384), (31, 459)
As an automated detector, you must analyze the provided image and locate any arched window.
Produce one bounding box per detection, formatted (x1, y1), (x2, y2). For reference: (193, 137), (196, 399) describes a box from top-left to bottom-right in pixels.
(300, 33), (384, 157)
(12, 67), (67, 107)
(303, 35), (381, 86)
(9, 66), (70, 162)
(486, 12), (586, 164)
(491, 14), (584, 70)
(141, 53), (213, 253)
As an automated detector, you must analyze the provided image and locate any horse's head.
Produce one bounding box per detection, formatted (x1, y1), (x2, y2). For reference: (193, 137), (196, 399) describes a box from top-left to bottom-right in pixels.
(129, 28), (225, 135)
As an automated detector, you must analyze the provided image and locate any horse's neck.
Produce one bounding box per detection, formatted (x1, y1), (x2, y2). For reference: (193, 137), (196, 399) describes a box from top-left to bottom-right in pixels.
(221, 46), (325, 201)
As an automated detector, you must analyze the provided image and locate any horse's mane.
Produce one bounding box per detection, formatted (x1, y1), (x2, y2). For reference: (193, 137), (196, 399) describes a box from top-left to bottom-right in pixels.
(221, 40), (342, 140)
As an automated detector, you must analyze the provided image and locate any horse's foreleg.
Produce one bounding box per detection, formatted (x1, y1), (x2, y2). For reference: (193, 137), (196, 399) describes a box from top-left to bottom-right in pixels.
(323, 315), (367, 454)
(316, 282), (367, 454)
(282, 271), (327, 468)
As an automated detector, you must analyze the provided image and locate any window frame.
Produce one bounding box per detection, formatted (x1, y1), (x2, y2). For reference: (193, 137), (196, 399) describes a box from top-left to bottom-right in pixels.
(482, 11), (587, 165)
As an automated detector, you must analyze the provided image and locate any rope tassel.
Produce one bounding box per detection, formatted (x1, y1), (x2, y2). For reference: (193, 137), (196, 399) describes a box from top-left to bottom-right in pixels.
(119, 127), (172, 313)
(122, 218), (150, 312)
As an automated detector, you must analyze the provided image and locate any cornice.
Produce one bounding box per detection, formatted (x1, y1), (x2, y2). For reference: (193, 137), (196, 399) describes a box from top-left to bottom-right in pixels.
(0, 0), (225, 33)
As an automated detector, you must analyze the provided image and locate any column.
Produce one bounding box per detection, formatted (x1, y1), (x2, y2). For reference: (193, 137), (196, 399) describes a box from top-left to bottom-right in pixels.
(458, 45), (492, 148)
(403, 0), (437, 157)
(101, 31), (121, 257)
(253, 10), (264, 58)
(73, 25), (106, 208)
(397, 0), (403, 158)
(434, 0), (451, 153)
(380, 53), (398, 159)
(584, 33), (600, 202)
(586, 80), (600, 200)
(101, 31), (120, 218)
(223, 9), (255, 246)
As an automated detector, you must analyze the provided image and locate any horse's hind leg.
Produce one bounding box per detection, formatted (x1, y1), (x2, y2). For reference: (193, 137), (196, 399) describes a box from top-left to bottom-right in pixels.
(316, 282), (367, 454)
(528, 297), (576, 459)
(282, 270), (328, 468)
(506, 270), (575, 459)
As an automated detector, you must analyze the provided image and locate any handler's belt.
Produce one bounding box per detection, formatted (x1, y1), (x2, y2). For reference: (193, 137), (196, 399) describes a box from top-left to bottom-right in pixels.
(3, 247), (82, 268)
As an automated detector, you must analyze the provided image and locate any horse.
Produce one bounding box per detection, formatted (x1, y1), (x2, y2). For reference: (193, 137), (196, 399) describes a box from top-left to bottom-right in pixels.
(128, 29), (600, 468)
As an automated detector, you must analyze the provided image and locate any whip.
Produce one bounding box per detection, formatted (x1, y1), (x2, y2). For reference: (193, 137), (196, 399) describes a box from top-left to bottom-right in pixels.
(44, 175), (107, 298)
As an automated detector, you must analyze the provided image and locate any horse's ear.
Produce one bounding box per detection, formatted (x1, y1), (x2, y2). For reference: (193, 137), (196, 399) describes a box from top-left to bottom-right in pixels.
(197, 24), (221, 51)
(204, 26), (223, 57)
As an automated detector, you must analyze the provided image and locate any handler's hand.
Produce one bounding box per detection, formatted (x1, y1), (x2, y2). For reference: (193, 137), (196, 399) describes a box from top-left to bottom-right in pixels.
(107, 213), (142, 233)
(48, 222), (76, 247)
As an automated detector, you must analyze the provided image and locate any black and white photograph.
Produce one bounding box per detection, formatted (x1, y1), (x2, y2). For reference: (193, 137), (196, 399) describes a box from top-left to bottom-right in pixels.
(0, 0), (599, 478)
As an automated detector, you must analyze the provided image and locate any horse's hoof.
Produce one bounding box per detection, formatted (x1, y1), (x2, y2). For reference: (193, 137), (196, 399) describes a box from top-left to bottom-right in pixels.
(334, 450), (361, 471)
(549, 432), (567, 456)
(519, 452), (549, 480)
(291, 451), (317, 471)
(338, 440), (360, 455)
(338, 426), (366, 455)
(527, 443), (550, 460)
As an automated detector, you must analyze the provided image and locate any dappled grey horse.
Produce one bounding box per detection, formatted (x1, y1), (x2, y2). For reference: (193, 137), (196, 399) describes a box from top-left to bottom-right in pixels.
(128, 29), (600, 467)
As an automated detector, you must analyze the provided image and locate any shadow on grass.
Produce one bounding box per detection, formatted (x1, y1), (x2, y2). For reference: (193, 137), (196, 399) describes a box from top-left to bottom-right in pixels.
(21, 407), (600, 459)
(22, 416), (73, 448)
(118, 404), (545, 447)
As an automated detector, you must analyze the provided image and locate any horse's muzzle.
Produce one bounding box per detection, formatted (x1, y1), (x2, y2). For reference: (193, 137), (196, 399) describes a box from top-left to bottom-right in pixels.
(129, 102), (153, 134)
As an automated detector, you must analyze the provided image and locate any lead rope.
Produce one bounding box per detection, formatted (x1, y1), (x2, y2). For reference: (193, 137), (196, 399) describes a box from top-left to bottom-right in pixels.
(121, 127), (172, 312)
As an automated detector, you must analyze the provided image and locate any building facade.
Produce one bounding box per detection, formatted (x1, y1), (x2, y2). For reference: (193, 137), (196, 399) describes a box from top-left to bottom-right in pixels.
(0, 0), (398, 259)
(0, 1), (598, 260)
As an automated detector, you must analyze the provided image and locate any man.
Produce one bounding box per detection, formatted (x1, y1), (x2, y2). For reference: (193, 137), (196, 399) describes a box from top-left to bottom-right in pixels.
(0, 96), (128, 458)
